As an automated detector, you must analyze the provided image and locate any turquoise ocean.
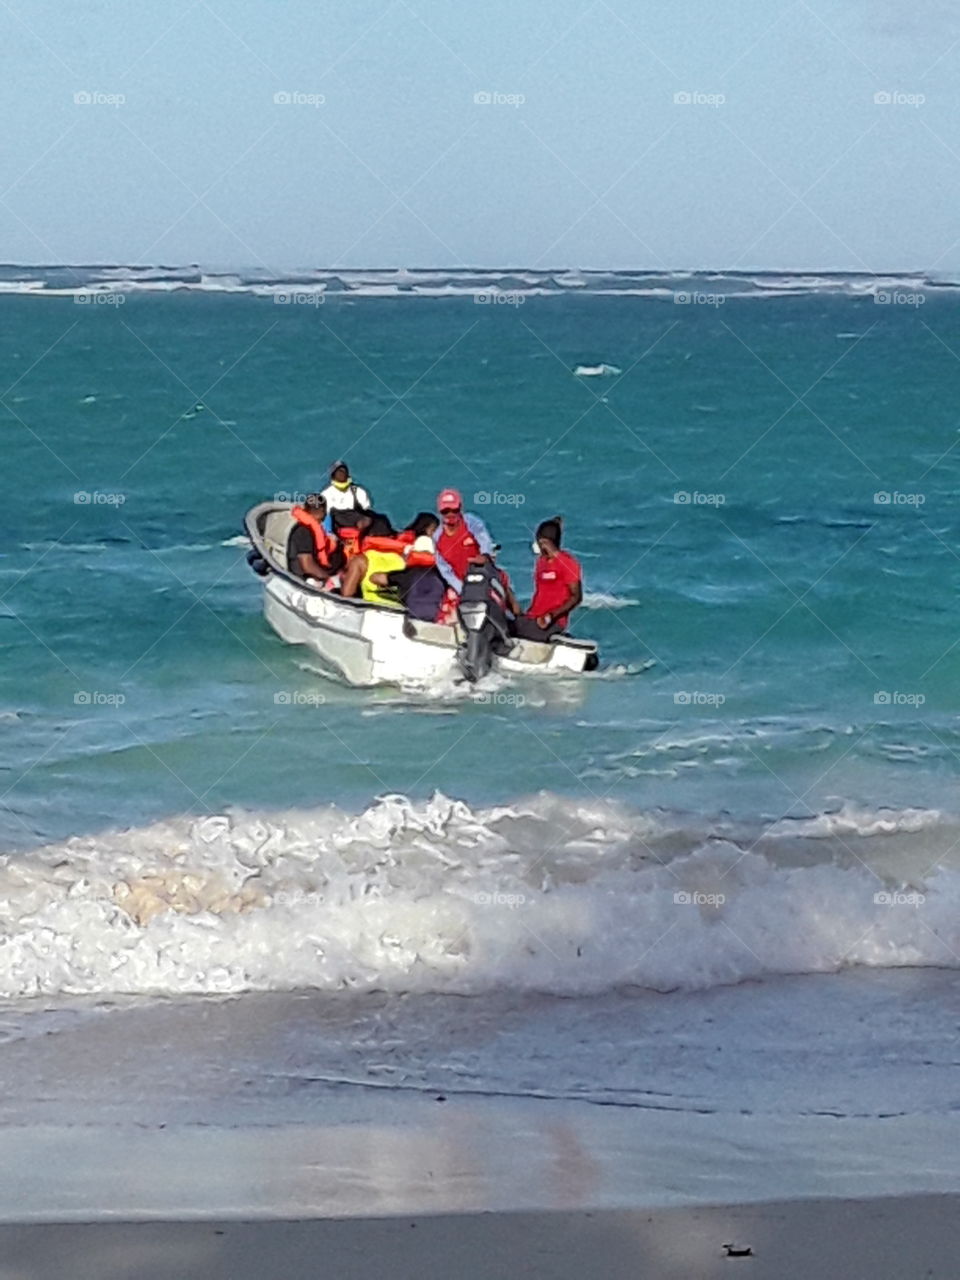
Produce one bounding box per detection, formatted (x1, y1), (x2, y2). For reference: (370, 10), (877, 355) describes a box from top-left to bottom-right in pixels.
(0, 266), (958, 1208)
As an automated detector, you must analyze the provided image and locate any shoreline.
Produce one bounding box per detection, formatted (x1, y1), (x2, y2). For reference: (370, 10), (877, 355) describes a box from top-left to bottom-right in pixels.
(1, 1196), (957, 1278)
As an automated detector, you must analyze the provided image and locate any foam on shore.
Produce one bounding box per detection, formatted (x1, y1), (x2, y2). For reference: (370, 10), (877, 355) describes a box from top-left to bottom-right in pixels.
(0, 792), (956, 998)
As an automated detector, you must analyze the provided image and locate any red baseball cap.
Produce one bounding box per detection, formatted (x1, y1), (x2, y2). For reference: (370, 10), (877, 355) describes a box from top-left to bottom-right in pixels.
(437, 488), (463, 511)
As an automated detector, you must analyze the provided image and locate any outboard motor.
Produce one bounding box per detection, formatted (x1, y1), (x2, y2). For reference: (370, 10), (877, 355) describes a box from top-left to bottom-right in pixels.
(457, 561), (512, 682)
(246, 546), (270, 577)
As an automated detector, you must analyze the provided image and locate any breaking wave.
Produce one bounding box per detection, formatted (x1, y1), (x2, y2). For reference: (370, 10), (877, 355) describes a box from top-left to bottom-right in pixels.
(1, 265), (956, 302)
(581, 591), (639, 609)
(0, 793), (957, 999)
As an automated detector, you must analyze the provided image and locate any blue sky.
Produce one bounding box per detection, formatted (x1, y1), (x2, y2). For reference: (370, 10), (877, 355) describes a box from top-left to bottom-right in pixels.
(1, 0), (958, 269)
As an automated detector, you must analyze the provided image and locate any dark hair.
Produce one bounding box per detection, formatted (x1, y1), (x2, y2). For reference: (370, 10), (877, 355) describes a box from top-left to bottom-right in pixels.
(304, 492), (326, 511)
(406, 511), (439, 537)
(536, 516), (563, 547)
(365, 512), (395, 538)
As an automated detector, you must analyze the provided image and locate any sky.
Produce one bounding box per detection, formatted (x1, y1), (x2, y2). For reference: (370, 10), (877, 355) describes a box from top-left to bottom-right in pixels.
(1, 0), (959, 271)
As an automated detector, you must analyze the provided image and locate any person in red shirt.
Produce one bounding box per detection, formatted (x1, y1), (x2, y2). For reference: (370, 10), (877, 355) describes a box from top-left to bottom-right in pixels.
(433, 488), (495, 588)
(512, 517), (583, 640)
(433, 488), (498, 623)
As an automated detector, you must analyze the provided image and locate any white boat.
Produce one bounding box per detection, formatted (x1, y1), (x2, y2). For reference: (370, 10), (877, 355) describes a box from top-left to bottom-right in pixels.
(244, 502), (599, 688)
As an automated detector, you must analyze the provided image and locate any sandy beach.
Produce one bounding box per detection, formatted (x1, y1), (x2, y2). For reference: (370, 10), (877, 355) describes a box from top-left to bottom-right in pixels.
(0, 1196), (956, 1279)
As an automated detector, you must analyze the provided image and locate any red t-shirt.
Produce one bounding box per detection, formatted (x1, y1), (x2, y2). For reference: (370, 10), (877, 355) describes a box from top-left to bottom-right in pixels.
(528, 551), (581, 628)
(436, 520), (481, 583)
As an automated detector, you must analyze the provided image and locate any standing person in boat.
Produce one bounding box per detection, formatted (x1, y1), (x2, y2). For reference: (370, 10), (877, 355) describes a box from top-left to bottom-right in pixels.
(287, 493), (344, 585)
(320, 460), (372, 518)
(511, 517), (582, 640)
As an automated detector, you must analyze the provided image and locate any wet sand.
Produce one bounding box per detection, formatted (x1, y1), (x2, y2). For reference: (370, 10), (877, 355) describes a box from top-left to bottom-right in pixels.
(0, 1195), (957, 1279)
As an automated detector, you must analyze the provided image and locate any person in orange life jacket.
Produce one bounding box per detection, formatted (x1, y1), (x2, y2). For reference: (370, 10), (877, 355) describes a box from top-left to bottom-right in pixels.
(370, 513), (447, 621)
(432, 488), (496, 593)
(287, 494), (344, 583)
(510, 517), (582, 640)
(339, 514), (405, 603)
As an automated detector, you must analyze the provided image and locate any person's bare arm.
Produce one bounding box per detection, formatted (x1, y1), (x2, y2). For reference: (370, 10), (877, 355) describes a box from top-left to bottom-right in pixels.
(502, 580), (522, 616)
(296, 552), (331, 581)
(339, 553), (367, 598)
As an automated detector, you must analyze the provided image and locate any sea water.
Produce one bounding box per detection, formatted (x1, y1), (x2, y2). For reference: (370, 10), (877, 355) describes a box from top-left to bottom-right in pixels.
(1, 267), (958, 1208)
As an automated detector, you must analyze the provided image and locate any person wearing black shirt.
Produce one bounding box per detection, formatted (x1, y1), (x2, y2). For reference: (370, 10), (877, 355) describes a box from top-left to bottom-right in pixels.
(287, 494), (345, 582)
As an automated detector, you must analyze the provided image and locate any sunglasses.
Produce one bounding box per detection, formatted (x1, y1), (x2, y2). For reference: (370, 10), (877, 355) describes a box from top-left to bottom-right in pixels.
(440, 507), (461, 515)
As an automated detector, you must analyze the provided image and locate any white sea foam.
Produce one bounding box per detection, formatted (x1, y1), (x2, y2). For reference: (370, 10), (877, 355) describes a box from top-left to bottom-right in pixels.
(574, 363), (622, 376)
(4, 267), (956, 301)
(581, 591), (639, 609)
(0, 793), (955, 999)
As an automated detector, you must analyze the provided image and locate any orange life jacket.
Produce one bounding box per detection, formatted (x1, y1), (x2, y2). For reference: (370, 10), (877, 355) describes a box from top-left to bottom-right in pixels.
(291, 506), (338, 567)
(395, 529), (436, 567)
(337, 530), (406, 561)
(337, 526), (363, 559)
(362, 535), (407, 555)
(404, 547), (437, 568)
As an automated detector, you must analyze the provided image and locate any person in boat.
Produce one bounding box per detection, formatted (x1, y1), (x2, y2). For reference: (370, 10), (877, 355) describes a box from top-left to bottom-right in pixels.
(338, 514), (406, 608)
(510, 517), (582, 640)
(320, 460), (372, 517)
(431, 489), (498, 624)
(372, 513), (447, 622)
(287, 493), (344, 584)
(430, 486), (493, 599)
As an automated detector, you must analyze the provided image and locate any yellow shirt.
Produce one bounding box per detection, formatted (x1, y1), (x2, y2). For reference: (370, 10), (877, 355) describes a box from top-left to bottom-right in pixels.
(360, 550), (406, 607)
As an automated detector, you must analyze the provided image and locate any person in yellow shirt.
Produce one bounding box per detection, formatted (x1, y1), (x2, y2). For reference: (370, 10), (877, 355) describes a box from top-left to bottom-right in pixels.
(339, 515), (405, 608)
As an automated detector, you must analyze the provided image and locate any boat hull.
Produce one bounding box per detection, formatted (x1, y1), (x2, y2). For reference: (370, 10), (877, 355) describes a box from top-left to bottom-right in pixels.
(245, 502), (599, 688)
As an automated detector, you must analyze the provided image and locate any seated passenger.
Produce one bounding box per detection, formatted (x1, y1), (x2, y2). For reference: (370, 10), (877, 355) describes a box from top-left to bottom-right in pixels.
(433, 488), (496, 594)
(375, 513), (446, 621)
(511, 517), (582, 640)
(339, 515), (406, 607)
(287, 494), (344, 584)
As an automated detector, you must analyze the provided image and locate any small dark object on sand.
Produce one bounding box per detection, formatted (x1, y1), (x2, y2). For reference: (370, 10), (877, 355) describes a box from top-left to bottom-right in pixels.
(723, 1244), (754, 1258)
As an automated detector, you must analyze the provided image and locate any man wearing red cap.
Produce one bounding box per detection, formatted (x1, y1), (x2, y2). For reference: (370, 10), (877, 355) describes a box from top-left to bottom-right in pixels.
(433, 488), (495, 594)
